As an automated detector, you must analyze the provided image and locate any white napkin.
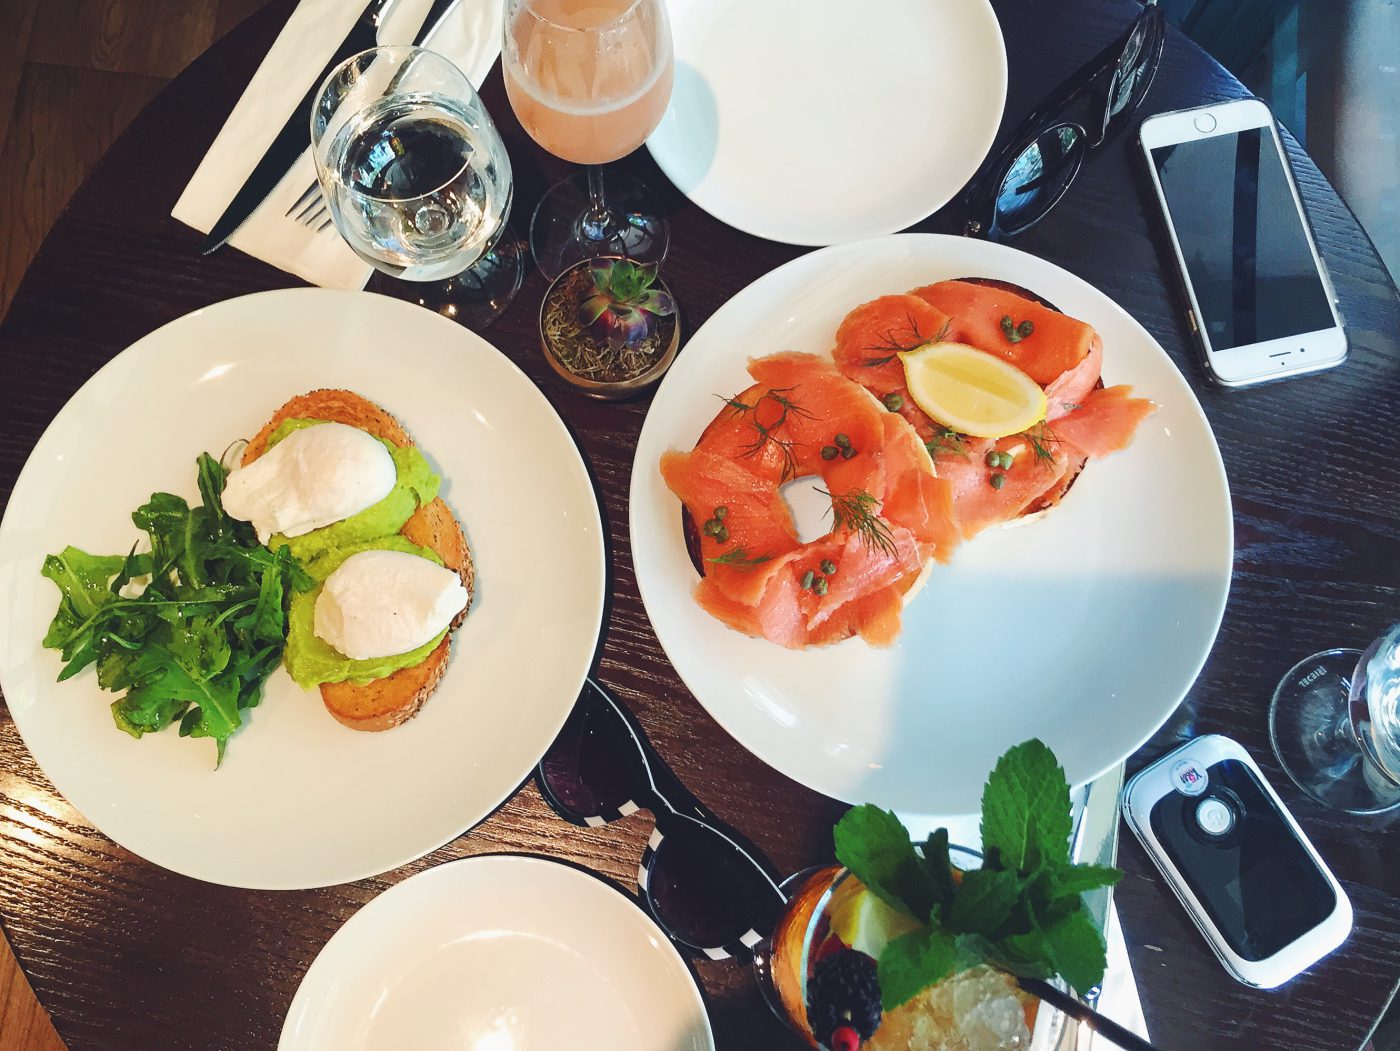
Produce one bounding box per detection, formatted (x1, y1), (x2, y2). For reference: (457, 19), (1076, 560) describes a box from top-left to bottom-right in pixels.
(172, 0), (504, 289)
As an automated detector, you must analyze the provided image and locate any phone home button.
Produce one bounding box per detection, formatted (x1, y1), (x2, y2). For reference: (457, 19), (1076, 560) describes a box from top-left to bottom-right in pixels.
(1194, 112), (1218, 134)
(1196, 796), (1235, 836)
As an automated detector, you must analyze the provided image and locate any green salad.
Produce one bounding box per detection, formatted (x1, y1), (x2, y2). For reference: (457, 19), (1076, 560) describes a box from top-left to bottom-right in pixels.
(40, 453), (310, 765)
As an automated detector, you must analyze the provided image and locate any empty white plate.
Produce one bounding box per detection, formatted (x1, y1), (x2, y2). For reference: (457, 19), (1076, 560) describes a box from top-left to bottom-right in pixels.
(280, 855), (715, 1051)
(647, 0), (1007, 245)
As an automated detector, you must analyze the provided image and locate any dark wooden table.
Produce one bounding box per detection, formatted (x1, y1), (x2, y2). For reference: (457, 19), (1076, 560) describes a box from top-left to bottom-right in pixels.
(3, 1), (1399, 1048)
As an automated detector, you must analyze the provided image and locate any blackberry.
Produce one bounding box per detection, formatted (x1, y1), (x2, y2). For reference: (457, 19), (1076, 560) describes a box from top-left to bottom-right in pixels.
(807, 949), (882, 1047)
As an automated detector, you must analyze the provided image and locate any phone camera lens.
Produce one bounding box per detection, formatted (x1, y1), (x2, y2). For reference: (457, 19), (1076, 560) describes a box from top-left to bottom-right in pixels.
(1195, 796), (1235, 836)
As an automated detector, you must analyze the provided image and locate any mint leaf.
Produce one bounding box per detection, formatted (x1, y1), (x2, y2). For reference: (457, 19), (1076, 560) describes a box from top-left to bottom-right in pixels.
(1047, 863), (1123, 901)
(878, 923), (957, 1011)
(834, 806), (939, 919)
(1043, 905), (1108, 993)
(920, 828), (956, 914)
(948, 867), (1024, 936)
(980, 739), (1073, 873)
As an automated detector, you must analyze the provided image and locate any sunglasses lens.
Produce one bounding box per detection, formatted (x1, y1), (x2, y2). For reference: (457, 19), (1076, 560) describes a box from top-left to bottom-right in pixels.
(646, 819), (782, 951)
(1103, 12), (1162, 137)
(539, 686), (647, 819)
(992, 122), (1086, 237)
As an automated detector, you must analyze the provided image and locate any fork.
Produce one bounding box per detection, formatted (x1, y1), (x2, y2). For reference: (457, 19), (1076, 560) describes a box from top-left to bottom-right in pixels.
(286, 182), (334, 232)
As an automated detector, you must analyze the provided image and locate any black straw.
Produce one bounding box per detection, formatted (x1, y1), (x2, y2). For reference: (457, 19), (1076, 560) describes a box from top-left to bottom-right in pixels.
(1017, 977), (1163, 1051)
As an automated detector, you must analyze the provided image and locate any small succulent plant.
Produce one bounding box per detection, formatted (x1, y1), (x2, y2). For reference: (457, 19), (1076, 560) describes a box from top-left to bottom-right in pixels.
(577, 259), (675, 350)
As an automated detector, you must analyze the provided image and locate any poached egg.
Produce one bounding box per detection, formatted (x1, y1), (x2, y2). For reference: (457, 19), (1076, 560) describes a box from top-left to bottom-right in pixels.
(313, 549), (469, 660)
(223, 423), (396, 543)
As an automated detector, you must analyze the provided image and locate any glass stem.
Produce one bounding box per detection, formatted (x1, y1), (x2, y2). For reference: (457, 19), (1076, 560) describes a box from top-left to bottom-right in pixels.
(578, 166), (618, 247)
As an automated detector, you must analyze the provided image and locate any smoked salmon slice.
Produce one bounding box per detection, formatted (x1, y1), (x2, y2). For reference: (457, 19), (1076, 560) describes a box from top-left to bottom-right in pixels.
(910, 280), (1095, 385)
(660, 352), (952, 649)
(1050, 385), (1156, 458)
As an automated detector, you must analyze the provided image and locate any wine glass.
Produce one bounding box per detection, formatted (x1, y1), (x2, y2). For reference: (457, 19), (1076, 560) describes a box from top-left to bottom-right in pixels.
(1270, 623), (1400, 814)
(311, 46), (523, 326)
(502, 0), (674, 278)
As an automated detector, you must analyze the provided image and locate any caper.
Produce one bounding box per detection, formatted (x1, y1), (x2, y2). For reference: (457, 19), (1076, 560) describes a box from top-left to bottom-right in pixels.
(821, 445), (839, 460)
(714, 505), (729, 520)
(1017, 320), (1034, 337)
(821, 559), (837, 575)
(702, 518), (721, 537)
(883, 393), (904, 411)
(801, 570), (815, 590)
(989, 472), (1006, 490)
(834, 433), (852, 449)
(985, 450), (1001, 468)
(714, 525), (730, 543)
(840, 445), (858, 460)
(813, 577), (829, 596)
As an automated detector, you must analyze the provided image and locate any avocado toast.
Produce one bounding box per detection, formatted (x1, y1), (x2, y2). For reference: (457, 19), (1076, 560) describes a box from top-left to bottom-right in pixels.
(243, 390), (474, 732)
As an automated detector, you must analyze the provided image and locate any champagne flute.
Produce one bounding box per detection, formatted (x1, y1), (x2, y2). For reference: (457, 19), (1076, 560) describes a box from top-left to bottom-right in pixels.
(502, 0), (674, 278)
(1270, 622), (1400, 814)
(311, 46), (523, 326)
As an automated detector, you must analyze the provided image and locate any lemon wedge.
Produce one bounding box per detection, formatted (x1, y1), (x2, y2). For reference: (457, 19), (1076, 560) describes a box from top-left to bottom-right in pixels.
(899, 342), (1047, 438)
(829, 883), (921, 958)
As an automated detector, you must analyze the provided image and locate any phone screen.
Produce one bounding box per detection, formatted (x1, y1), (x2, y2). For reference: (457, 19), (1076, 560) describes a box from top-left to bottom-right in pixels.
(1150, 126), (1334, 351)
(1150, 759), (1336, 962)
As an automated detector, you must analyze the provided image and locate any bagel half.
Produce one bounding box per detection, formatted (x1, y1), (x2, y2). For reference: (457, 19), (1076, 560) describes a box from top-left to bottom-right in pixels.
(243, 390), (474, 731)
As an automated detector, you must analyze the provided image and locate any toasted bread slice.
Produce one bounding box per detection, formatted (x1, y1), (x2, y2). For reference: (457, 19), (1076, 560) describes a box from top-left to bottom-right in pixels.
(243, 389), (473, 732)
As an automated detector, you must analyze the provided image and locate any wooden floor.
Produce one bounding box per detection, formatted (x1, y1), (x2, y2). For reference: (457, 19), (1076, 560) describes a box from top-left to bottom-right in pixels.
(0, 1), (271, 1044)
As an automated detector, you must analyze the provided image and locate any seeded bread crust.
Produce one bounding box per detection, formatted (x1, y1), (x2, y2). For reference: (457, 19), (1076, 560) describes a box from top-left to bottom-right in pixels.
(242, 389), (473, 732)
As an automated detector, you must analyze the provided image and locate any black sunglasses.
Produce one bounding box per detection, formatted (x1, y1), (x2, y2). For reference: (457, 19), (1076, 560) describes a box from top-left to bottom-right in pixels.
(537, 679), (787, 961)
(963, 0), (1166, 240)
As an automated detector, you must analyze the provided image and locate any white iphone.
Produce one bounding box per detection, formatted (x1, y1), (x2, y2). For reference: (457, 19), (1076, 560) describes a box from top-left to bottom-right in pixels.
(1138, 98), (1346, 387)
(1122, 735), (1352, 988)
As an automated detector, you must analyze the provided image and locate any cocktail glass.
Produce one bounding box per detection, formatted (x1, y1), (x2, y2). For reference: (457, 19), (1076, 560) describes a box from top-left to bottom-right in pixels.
(502, 0), (674, 278)
(755, 851), (1067, 1051)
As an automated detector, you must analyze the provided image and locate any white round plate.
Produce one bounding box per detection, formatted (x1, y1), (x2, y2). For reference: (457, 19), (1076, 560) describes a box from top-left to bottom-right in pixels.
(646, 0), (1007, 246)
(280, 855), (714, 1051)
(0, 289), (606, 888)
(631, 234), (1233, 816)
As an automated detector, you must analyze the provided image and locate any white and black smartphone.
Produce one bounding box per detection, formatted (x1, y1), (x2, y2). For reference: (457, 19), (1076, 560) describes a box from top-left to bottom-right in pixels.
(1122, 735), (1352, 988)
(1138, 98), (1346, 387)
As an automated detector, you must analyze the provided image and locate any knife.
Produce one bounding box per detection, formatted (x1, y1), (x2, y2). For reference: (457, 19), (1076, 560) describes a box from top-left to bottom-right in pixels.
(201, 0), (396, 254)
(201, 0), (462, 255)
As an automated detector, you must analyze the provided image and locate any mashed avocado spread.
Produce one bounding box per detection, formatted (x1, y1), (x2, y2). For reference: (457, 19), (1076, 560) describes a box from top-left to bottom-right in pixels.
(265, 418), (439, 563)
(284, 535), (450, 689)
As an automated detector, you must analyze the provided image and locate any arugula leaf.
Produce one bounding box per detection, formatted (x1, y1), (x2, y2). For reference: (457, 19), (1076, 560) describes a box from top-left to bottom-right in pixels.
(835, 805), (940, 920)
(40, 548), (127, 657)
(877, 923), (957, 1011)
(980, 739), (1073, 874)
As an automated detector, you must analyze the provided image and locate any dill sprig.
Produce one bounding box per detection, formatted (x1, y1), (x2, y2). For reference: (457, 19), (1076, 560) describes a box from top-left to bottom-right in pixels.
(926, 427), (971, 460)
(717, 385), (815, 482)
(706, 547), (775, 570)
(1017, 421), (1061, 468)
(862, 318), (952, 367)
(819, 488), (897, 557)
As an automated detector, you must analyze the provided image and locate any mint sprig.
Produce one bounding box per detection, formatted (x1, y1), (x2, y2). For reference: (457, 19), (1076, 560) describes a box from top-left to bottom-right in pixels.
(833, 738), (1122, 1011)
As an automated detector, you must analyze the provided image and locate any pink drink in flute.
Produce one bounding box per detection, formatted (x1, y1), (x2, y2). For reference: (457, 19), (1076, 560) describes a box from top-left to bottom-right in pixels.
(503, 0), (674, 276)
